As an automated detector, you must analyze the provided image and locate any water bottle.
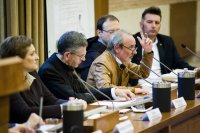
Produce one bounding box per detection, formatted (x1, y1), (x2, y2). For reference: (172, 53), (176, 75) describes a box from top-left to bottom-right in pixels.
(178, 69), (195, 100)
(63, 100), (84, 133)
(152, 82), (171, 112)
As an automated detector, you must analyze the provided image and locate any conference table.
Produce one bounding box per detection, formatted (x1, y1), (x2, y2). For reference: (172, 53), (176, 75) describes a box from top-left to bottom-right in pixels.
(128, 89), (200, 133)
(84, 89), (200, 133)
(47, 89), (200, 133)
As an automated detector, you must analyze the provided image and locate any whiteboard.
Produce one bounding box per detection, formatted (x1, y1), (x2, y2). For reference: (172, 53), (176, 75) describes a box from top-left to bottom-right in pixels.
(46, 0), (95, 57)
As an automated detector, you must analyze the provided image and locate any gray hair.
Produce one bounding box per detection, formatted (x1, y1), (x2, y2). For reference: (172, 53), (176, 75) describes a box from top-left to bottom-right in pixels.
(107, 30), (131, 51)
(57, 31), (88, 54)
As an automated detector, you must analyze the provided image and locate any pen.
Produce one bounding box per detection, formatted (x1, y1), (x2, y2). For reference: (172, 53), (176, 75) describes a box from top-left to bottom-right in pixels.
(39, 96), (44, 119)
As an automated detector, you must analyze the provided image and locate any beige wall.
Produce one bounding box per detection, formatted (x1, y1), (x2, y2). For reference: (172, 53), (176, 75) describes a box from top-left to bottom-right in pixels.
(110, 5), (170, 35)
(110, 3), (200, 52)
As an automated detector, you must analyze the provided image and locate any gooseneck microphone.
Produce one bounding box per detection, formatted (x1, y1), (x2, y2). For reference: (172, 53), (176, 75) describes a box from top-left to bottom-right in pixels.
(73, 71), (99, 103)
(73, 71), (112, 101)
(153, 57), (178, 76)
(181, 44), (200, 59)
(73, 71), (115, 110)
(120, 64), (152, 85)
(74, 71), (115, 110)
(134, 56), (161, 78)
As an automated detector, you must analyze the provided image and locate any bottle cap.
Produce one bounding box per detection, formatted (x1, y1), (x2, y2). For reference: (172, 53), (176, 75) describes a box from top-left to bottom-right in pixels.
(63, 100), (83, 111)
(152, 82), (171, 89)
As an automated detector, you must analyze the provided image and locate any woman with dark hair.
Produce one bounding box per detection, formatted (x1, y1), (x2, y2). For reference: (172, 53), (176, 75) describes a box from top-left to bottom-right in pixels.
(0, 35), (72, 123)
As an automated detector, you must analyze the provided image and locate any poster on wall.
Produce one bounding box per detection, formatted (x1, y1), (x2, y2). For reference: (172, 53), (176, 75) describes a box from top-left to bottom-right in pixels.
(46, 0), (95, 56)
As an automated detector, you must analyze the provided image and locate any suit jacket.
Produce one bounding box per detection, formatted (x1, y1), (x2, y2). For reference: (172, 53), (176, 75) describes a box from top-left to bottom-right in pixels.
(87, 50), (153, 89)
(38, 53), (112, 103)
(10, 71), (66, 123)
(130, 32), (195, 85)
(77, 36), (107, 81)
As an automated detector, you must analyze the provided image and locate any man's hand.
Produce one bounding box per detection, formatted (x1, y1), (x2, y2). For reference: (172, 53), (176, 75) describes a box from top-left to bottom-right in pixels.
(137, 31), (153, 53)
(134, 88), (150, 94)
(115, 89), (135, 100)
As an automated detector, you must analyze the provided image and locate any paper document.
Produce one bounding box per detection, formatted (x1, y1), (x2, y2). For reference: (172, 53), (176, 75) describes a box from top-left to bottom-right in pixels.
(37, 123), (62, 132)
(91, 95), (152, 109)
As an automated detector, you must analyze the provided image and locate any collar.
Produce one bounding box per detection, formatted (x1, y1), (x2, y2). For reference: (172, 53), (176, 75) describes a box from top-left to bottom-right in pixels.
(98, 38), (107, 46)
(110, 52), (123, 67)
(25, 73), (36, 87)
(153, 37), (158, 45)
(54, 53), (74, 71)
(115, 55), (122, 65)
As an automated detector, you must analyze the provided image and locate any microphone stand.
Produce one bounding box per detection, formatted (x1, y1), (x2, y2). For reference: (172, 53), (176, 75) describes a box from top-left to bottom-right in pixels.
(181, 44), (200, 59)
(153, 57), (178, 76)
(73, 71), (115, 110)
(120, 64), (152, 85)
(140, 61), (161, 78)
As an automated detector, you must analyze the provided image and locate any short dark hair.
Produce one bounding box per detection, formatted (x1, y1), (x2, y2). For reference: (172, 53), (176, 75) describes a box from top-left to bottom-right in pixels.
(57, 31), (88, 54)
(97, 15), (119, 30)
(0, 35), (32, 59)
(142, 6), (162, 19)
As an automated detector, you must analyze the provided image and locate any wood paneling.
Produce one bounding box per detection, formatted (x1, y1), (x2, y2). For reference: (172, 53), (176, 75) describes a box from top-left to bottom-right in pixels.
(170, 1), (196, 58)
(0, 57), (26, 133)
(0, 57), (27, 96)
(94, 0), (108, 34)
(0, 97), (9, 125)
(0, 124), (8, 133)
(0, 97), (9, 132)
(109, 0), (197, 11)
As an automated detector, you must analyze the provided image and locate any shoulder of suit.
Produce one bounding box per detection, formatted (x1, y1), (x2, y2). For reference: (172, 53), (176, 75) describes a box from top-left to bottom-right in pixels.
(157, 34), (173, 40)
(93, 51), (114, 64)
(133, 32), (140, 38)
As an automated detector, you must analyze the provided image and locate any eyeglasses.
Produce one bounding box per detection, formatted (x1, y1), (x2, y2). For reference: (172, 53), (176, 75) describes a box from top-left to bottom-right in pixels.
(70, 52), (86, 59)
(122, 44), (137, 52)
(102, 29), (120, 34)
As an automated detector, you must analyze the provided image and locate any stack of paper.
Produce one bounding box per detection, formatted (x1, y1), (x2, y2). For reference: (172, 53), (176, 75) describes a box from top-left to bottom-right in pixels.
(91, 95), (152, 109)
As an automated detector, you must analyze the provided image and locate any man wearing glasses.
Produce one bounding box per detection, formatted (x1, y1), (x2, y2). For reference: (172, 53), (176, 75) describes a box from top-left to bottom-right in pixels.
(77, 15), (120, 81)
(38, 31), (135, 103)
(87, 30), (154, 94)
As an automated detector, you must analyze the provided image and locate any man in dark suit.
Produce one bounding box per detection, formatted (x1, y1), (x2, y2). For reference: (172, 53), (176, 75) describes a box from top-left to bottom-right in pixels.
(130, 6), (196, 86)
(77, 15), (120, 81)
(39, 31), (134, 103)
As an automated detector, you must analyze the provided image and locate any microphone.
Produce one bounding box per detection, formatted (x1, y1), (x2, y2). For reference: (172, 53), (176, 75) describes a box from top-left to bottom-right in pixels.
(181, 44), (200, 59)
(73, 71), (113, 101)
(73, 71), (115, 110)
(120, 64), (152, 85)
(73, 71), (112, 100)
(153, 57), (178, 76)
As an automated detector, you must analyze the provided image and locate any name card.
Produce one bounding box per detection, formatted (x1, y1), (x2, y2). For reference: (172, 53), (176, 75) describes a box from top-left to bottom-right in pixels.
(113, 120), (134, 133)
(142, 108), (162, 121)
(171, 97), (187, 108)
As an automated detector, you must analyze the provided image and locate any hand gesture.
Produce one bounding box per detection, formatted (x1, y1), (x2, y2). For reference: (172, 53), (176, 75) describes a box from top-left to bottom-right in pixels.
(137, 31), (153, 53)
